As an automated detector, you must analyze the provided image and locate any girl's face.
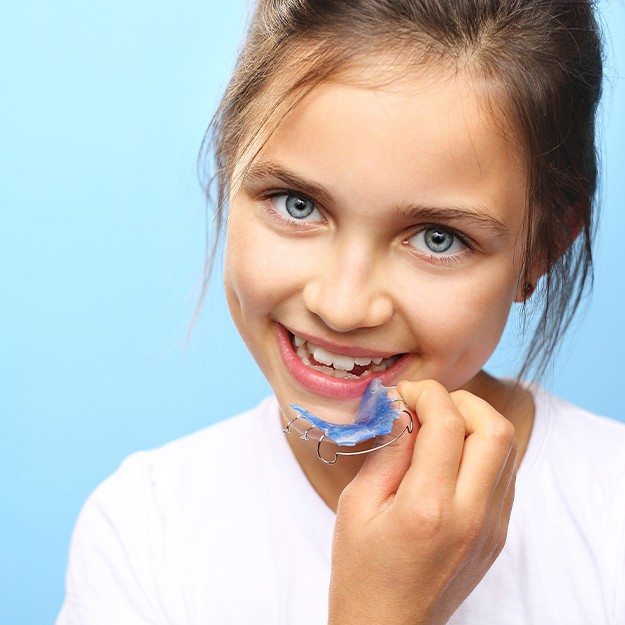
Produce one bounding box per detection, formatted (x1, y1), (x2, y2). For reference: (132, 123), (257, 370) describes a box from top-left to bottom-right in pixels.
(224, 67), (535, 426)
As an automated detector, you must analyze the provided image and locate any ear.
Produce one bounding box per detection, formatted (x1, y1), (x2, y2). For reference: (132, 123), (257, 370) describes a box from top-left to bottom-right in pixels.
(513, 266), (545, 303)
(513, 218), (583, 303)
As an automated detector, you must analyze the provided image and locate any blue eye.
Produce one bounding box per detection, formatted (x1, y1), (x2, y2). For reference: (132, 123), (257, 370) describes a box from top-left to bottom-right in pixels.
(271, 193), (322, 222)
(408, 227), (466, 257)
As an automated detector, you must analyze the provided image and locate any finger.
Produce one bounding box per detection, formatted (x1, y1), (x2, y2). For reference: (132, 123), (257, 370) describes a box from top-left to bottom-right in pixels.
(451, 390), (517, 511)
(394, 379), (467, 505)
(347, 394), (420, 517)
(492, 437), (518, 525)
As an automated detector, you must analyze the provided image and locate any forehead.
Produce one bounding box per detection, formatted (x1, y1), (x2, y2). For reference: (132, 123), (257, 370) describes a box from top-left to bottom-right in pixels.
(248, 67), (527, 232)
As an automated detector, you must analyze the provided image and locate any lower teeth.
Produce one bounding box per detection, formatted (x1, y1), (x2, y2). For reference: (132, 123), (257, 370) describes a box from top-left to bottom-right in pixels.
(302, 356), (377, 379)
(308, 364), (364, 379)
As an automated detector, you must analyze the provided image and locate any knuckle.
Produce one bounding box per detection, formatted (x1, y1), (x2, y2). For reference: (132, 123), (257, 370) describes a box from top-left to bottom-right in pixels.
(336, 482), (358, 513)
(462, 512), (486, 543)
(488, 420), (516, 449)
(420, 378), (447, 396)
(450, 389), (473, 403)
(407, 499), (448, 532)
(439, 412), (465, 437)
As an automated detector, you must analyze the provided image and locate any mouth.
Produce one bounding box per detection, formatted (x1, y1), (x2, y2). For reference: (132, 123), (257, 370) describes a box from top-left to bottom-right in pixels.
(276, 322), (413, 400)
(290, 332), (401, 378)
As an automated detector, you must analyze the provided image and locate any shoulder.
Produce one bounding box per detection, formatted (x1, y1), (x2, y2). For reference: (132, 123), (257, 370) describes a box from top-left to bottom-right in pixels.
(532, 388), (625, 621)
(533, 386), (625, 472)
(57, 396), (280, 623)
(528, 384), (625, 523)
(70, 394), (281, 544)
(97, 394), (279, 509)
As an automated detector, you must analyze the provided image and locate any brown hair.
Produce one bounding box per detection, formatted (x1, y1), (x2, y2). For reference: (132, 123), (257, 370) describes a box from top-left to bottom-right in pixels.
(195, 0), (604, 386)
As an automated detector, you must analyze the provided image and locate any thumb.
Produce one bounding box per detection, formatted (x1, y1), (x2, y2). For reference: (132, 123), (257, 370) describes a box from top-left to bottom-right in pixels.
(347, 401), (419, 516)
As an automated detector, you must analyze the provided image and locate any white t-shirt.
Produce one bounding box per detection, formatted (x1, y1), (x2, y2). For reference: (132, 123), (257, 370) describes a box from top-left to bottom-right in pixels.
(57, 384), (625, 625)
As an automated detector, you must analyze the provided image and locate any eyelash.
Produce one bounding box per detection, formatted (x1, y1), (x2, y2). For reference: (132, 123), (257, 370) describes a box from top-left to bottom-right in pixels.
(260, 190), (475, 267)
(262, 190), (323, 228)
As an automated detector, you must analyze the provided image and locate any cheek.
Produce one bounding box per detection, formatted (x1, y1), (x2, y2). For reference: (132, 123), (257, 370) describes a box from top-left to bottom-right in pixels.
(399, 264), (516, 375)
(223, 202), (301, 320)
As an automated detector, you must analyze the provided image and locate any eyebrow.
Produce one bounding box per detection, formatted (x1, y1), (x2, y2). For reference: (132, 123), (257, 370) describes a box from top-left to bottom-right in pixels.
(243, 160), (510, 237)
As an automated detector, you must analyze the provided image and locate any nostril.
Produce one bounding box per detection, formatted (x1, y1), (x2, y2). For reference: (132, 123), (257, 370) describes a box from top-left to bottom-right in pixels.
(302, 280), (394, 333)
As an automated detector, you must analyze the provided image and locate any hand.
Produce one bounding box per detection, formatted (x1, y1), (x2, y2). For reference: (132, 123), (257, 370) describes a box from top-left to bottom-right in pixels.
(327, 379), (518, 625)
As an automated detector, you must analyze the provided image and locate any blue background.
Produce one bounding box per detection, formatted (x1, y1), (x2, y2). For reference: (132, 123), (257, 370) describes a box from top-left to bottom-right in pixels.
(1, 2), (623, 623)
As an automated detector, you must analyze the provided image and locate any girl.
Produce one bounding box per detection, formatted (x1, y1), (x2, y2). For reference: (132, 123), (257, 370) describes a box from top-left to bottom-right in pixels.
(57, 1), (625, 624)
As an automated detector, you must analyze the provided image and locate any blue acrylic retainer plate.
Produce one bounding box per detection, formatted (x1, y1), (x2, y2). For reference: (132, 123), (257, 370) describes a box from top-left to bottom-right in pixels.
(288, 378), (404, 446)
(284, 378), (414, 464)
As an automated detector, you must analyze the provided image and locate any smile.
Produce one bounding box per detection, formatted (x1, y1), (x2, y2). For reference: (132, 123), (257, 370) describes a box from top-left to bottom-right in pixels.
(276, 322), (412, 400)
(290, 333), (401, 379)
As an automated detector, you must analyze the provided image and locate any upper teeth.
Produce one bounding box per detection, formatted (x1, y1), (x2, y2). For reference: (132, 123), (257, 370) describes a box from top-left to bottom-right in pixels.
(292, 334), (391, 372)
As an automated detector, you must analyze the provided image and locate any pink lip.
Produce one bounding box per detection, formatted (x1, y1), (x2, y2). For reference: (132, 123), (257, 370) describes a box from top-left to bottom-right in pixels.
(276, 322), (413, 400)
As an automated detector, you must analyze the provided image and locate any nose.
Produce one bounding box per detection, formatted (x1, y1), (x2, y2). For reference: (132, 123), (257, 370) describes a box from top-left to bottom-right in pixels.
(302, 241), (394, 333)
